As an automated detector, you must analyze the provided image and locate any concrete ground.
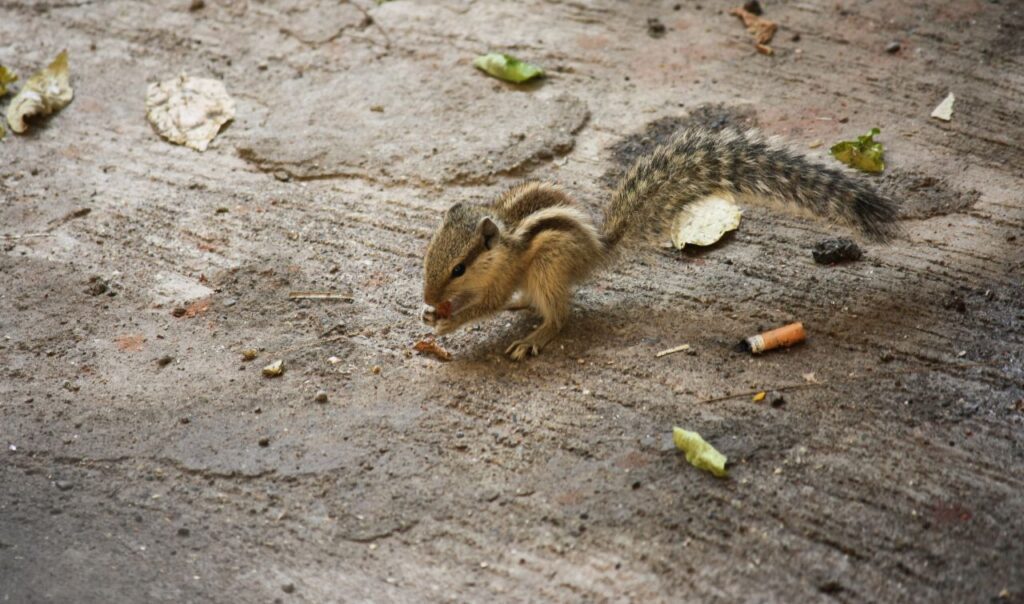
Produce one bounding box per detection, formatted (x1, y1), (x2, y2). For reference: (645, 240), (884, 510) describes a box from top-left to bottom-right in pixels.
(1, 0), (1022, 602)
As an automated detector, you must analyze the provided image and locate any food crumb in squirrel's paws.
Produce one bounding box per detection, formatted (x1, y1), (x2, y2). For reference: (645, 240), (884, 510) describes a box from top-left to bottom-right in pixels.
(414, 337), (452, 361)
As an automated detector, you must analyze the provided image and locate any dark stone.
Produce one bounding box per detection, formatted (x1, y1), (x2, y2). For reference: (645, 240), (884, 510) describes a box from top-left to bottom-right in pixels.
(742, 0), (763, 15)
(647, 18), (667, 38)
(885, 41), (902, 53)
(259, 437), (270, 447)
(812, 238), (863, 264)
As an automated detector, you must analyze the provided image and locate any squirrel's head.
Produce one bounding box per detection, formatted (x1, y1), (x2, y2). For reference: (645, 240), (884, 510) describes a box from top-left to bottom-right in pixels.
(422, 203), (504, 317)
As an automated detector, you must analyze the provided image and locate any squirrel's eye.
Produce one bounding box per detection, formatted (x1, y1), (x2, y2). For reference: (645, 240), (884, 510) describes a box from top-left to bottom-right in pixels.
(451, 263), (466, 278)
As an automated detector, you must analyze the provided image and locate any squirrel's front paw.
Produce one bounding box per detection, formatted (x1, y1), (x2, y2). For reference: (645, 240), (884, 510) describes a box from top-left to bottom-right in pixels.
(434, 319), (457, 336)
(505, 339), (540, 361)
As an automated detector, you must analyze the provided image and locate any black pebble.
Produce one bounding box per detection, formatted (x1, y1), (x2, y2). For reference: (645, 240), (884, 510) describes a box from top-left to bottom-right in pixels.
(812, 238), (863, 264)
(647, 17), (667, 38)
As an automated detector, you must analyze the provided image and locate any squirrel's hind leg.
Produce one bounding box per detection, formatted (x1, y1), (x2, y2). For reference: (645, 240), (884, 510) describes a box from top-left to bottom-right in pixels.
(505, 273), (571, 361)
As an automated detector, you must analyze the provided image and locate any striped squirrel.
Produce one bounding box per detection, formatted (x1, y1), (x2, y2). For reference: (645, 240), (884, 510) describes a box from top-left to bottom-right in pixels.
(421, 126), (899, 360)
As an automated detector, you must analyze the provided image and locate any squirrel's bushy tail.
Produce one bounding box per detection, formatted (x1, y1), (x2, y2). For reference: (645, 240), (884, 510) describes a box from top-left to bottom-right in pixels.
(600, 127), (900, 248)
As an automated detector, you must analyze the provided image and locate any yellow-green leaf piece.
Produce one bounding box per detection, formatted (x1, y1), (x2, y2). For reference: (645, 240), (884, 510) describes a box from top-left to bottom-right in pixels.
(0, 65), (17, 97)
(673, 427), (728, 478)
(6, 50), (74, 134)
(473, 53), (544, 84)
(829, 127), (885, 173)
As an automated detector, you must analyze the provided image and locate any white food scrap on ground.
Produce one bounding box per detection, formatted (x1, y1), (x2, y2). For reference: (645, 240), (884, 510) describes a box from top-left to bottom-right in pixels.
(671, 194), (742, 249)
(5, 50), (74, 134)
(146, 73), (235, 151)
(931, 92), (955, 122)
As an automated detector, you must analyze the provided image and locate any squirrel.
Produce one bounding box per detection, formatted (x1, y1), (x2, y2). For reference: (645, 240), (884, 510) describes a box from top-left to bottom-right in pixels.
(421, 126), (899, 360)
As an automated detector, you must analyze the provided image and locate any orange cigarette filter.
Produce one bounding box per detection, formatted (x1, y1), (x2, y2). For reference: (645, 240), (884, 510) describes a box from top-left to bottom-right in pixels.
(744, 322), (806, 354)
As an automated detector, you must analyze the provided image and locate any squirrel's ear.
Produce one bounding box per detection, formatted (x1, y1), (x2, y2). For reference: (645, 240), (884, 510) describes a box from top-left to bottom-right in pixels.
(478, 217), (500, 250)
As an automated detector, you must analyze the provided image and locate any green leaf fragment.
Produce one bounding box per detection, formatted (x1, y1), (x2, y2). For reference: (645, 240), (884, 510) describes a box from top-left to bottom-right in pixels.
(829, 127), (885, 173)
(473, 53), (544, 84)
(0, 65), (17, 97)
(673, 427), (728, 478)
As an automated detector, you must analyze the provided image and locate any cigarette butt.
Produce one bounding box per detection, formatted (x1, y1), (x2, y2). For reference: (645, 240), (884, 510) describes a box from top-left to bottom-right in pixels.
(741, 322), (806, 354)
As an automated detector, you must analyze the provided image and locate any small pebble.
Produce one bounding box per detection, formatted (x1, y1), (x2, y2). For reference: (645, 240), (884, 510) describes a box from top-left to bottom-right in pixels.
(223, 298), (237, 307)
(177, 527), (190, 537)
(54, 480), (73, 491)
(171, 307), (187, 318)
(768, 392), (786, 408)
(281, 583), (295, 594)
(258, 437), (270, 447)
(242, 349), (259, 361)
(646, 17), (667, 38)
(189, 0), (204, 10)
(262, 359), (284, 377)
(885, 41), (901, 53)
(742, 0), (763, 15)
(179, 417), (191, 425)
(314, 390), (328, 404)
(812, 238), (862, 264)
(157, 355), (174, 367)
(371, 365), (382, 375)
(370, 105), (384, 112)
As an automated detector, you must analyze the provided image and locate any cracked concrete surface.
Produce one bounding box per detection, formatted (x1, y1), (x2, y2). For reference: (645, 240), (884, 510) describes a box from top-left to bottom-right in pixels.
(1, 0), (1023, 602)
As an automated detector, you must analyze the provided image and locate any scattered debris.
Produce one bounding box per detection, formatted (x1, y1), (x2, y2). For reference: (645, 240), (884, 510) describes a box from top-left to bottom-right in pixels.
(287, 291), (354, 301)
(314, 390), (328, 403)
(115, 334), (146, 352)
(85, 277), (109, 296)
(656, 343), (691, 358)
(473, 53), (544, 84)
(812, 238), (863, 264)
(738, 322), (806, 354)
(0, 65), (16, 96)
(54, 480), (73, 491)
(808, 139), (823, 149)
(371, 365), (382, 375)
(768, 391), (786, 407)
(146, 73), (235, 151)
(885, 41), (901, 53)
(0, 65), (15, 139)
(647, 17), (667, 38)
(671, 194), (742, 249)
(156, 355), (174, 367)
(258, 437), (270, 447)
(830, 127), (885, 173)
(369, 104), (384, 112)
(414, 337), (452, 361)
(5, 50), (74, 134)
(752, 391), (766, 402)
(327, 356), (342, 364)
(729, 5), (777, 53)
(931, 92), (955, 122)
(262, 359), (284, 377)
(802, 372), (819, 384)
(742, 0), (763, 15)
(182, 298), (211, 318)
(188, 0), (204, 10)
(242, 349), (259, 361)
(673, 427), (728, 478)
